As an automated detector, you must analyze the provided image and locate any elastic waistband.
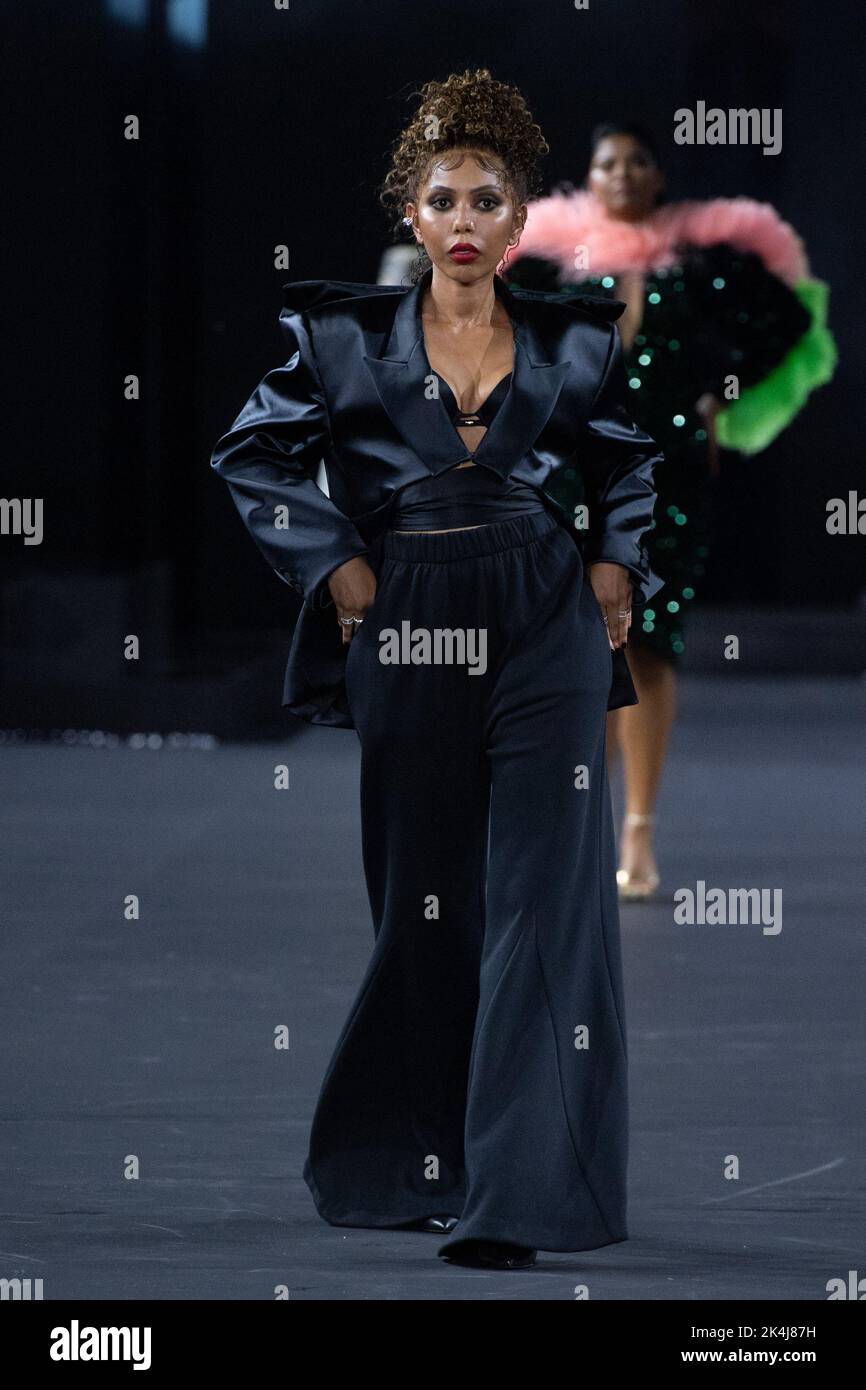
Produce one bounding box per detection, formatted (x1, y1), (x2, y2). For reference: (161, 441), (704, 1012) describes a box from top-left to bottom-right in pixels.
(383, 509), (560, 563)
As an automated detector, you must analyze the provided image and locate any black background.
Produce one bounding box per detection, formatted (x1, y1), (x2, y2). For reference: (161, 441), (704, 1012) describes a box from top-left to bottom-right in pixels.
(4, 0), (863, 726)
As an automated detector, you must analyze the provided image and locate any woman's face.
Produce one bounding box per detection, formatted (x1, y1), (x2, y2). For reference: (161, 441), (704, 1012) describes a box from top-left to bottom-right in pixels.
(587, 134), (664, 221)
(405, 147), (525, 281)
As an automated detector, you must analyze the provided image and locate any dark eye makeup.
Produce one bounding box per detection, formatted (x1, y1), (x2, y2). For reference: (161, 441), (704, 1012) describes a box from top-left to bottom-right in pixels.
(428, 195), (502, 210)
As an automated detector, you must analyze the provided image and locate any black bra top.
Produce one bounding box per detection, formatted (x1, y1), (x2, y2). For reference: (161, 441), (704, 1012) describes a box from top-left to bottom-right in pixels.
(436, 371), (513, 428)
(387, 370), (550, 531)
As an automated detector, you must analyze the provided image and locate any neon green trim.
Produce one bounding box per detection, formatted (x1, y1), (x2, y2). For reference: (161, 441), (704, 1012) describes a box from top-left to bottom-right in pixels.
(715, 277), (837, 455)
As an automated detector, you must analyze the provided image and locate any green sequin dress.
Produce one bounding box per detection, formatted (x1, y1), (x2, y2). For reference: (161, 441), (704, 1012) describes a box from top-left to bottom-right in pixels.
(506, 246), (816, 663)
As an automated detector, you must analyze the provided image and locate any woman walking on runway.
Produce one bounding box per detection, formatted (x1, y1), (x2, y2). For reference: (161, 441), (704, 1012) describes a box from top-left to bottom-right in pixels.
(210, 69), (663, 1269)
(506, 122), (836, 901)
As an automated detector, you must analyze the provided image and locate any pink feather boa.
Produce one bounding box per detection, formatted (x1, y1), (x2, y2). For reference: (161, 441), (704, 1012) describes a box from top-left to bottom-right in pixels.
(507, 188), (809, 287)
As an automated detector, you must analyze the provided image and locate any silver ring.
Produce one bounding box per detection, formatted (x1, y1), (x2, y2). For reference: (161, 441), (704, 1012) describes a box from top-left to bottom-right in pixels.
(339, 616), (355, 626)
(618, 610), (632, 618)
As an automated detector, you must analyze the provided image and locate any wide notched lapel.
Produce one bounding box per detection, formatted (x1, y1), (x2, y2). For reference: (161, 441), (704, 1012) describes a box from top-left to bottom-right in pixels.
(363, 266), (572, 481)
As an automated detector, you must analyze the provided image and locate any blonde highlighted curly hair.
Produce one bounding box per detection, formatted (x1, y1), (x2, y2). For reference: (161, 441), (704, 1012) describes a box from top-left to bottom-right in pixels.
(379, 68), (550, 282)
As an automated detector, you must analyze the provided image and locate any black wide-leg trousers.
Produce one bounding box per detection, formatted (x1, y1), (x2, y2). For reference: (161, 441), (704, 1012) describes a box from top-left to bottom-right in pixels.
(302, 510), (629, 1255)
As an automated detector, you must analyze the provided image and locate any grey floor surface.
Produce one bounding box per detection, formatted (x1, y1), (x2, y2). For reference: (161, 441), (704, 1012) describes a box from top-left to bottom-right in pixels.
(2, 675), (864, 1300)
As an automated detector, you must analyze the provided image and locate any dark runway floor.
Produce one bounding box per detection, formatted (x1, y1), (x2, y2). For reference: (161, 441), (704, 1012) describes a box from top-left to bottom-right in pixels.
(3, 675), (864, 1301)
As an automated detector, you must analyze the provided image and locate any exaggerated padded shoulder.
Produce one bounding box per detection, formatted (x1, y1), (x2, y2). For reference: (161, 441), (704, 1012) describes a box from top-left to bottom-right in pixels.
(281, 276), (625, 326)
(507, 285), (626, 324)
(281, 279), (402, 315)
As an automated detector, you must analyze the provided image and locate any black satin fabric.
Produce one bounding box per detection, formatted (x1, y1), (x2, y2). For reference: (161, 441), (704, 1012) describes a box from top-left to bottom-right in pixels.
(389, 370), (549, 531)
(209, 265), (665, 728)
(388, 461), (550, 531)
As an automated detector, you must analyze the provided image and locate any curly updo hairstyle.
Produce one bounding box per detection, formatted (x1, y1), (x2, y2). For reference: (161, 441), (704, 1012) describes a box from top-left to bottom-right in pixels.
(379, 68), (550, 283)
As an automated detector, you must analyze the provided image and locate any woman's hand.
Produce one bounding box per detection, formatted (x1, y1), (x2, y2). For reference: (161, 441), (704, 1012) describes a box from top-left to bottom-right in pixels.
(695, 391), (723, 422)
(587, 561), (633, 650)
(327, 555), (378, 645)
(695, 392), (723, 479)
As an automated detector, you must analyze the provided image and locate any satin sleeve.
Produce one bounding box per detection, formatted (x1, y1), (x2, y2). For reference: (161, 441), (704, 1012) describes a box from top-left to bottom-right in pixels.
(579, 325), (665, 603)
(209, 307), (369, 608)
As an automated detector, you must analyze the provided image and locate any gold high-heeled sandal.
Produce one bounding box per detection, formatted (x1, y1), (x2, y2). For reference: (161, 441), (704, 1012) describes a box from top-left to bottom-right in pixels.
(616, 812), (661, 901)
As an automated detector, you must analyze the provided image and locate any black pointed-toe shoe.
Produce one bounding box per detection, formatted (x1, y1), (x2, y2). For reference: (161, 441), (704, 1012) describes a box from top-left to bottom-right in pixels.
(439, 1239), (537, 1269)
(409, 1215), (460, 1233)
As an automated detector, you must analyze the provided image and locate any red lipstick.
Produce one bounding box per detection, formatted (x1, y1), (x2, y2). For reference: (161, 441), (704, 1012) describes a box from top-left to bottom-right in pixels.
(448, 243), (480, 263)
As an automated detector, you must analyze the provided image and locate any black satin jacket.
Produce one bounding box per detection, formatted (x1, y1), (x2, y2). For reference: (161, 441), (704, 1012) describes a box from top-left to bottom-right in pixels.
(209, 265), (665, 728)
